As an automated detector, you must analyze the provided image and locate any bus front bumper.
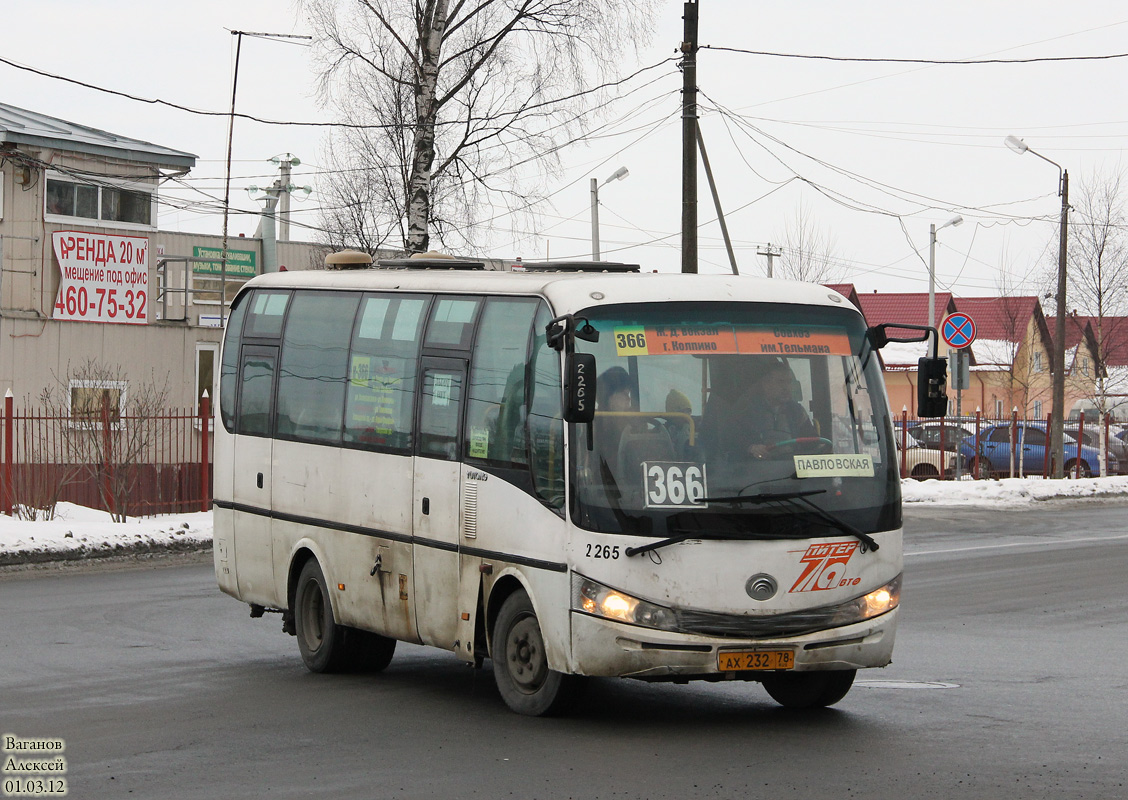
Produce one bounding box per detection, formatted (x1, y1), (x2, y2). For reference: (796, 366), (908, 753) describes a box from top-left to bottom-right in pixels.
(568, 607), (897, 680)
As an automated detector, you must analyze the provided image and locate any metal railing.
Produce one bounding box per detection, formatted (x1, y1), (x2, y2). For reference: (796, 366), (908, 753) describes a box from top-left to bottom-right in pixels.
(895, 408), (1121, 480)
(1, 394), (211, 518)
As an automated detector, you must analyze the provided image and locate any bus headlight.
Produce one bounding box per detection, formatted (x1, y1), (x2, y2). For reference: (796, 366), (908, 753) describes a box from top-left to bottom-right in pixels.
(855, 574), (901, 619)
(573, 575), (678, 631)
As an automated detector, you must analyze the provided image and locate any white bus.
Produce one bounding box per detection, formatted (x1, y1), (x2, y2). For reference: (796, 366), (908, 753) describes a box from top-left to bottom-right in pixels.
(213, 258), (945, 715)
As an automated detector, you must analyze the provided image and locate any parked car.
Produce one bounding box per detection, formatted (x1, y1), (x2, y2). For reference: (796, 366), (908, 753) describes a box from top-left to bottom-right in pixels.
(958, 422), (1117, 478)
(1063, 424), (1128, 475)
(896, 439), (964, 480)
(902, 420), (978, 451)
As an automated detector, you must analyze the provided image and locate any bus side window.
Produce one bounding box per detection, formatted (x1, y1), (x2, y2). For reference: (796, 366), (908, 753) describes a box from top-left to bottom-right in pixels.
(219, 293), (250, 432)
(465, 298), (539, 467)
(276, 291), (361, 445)
(344, 294), (427, 453)
(244, 290), (290, 338)
(528, 303), (565, 511)
(238, 349), (277, 437)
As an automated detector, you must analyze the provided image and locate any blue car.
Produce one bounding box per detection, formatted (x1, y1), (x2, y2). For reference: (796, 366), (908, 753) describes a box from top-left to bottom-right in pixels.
(958, 422), (1116, 478)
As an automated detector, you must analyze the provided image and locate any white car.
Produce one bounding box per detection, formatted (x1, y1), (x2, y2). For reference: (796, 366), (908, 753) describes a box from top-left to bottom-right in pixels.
(896, 440), (963, 480)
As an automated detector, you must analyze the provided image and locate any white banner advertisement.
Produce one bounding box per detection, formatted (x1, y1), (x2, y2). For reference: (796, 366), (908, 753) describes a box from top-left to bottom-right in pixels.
(52, 230), (149, 324)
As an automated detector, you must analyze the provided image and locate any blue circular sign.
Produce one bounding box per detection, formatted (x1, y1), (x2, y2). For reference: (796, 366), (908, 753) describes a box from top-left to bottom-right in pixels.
(941, 312), (976, 349)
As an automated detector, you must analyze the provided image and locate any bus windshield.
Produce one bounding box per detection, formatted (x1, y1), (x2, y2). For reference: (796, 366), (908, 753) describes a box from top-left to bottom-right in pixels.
(570, 301), (900, 537)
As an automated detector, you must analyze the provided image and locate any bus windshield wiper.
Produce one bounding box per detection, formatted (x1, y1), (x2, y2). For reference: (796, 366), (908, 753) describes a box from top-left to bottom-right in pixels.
(623, 527), (789, 558)
(694, 489), (827, 505)
(698, 489), (879, 551)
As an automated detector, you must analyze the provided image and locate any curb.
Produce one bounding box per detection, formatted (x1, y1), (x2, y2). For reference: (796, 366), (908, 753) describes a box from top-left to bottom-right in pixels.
(0, 539), (212, 568)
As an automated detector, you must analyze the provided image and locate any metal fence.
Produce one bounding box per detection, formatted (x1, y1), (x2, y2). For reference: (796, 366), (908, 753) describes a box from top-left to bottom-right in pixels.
(895, 409), (1122, 480)
(0, 394), (211, 517)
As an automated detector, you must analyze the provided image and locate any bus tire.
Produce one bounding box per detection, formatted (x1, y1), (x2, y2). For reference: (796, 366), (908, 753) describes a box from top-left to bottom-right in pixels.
(492, 592), (581, 716)
(761, 669), (856, 709)
(350, 629), (397, 673)
(294, 559), (352, 674)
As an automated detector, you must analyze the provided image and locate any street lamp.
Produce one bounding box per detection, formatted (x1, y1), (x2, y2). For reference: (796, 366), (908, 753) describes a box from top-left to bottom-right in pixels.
(1005, 134), (1069, 479)
(928, 215), (963, 330)
(591, 166), (629, 260)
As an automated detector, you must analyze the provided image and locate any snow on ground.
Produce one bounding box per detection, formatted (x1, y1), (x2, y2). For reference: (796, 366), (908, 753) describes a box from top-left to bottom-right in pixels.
(0, 503), (212, 565)
(3, 476), (1128, 563)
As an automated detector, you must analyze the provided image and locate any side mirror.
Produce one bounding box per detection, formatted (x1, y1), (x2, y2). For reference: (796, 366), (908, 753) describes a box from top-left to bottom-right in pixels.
(917, 357), (948, 418)
(563, 353), (597, 423)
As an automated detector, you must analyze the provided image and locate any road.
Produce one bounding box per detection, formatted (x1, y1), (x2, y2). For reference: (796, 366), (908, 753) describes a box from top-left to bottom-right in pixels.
(2, 502), (1126, 799)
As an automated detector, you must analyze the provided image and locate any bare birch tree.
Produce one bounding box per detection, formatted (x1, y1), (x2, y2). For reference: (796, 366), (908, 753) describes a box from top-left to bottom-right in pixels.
(1063, 170), (1128, 423)
(774, 201), (847, 283)
(304, 0), (658, 254)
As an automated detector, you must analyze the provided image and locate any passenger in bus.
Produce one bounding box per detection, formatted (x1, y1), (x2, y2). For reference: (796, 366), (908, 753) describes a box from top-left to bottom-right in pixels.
(663, 389), (695, 458)
(594, 366), (636, 479)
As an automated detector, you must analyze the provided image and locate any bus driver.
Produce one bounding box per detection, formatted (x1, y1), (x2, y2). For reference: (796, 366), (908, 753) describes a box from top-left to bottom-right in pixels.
(705, 358), (816, 460)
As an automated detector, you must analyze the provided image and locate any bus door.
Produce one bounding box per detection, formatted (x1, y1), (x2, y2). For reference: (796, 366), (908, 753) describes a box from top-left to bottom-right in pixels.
(412, 356), (467, 649)
(231, 344), (278, 605)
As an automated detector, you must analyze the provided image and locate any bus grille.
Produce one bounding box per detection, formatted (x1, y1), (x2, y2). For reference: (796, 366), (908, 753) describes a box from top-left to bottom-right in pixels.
(674, 604), (857, 639)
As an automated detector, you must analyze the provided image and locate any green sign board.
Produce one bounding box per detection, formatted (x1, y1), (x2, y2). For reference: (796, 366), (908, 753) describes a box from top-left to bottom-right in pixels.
(192, 246), (257, 278)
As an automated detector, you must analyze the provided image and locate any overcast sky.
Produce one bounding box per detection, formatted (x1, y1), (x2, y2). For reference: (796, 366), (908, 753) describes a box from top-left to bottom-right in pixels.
(4, 1), (1126, 302)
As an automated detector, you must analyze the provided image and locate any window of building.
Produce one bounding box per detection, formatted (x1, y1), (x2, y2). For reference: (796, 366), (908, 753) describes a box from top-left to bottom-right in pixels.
(276, 291), (360, 444)
(45, 175), (155, 229)
(68, 380), (127, 429)
(196, 343), (218, 424)
(1033, 400), (1043, 419)
(1032, 352), (1043, 372)
(465, 298), (539, 467)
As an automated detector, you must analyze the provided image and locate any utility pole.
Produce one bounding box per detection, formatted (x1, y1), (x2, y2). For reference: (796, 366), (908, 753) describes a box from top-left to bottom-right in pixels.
(681, 0), (698, 274)
(275, 154), (299, 241)
(757, 244), (781, 277)
(1050, 169), (1069, 479)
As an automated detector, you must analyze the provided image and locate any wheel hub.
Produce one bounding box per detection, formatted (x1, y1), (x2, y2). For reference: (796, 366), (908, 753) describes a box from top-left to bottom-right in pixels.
(506, 616), (547, 693)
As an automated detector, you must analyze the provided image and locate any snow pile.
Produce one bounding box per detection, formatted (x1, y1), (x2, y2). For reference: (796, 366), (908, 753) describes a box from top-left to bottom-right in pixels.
(0, 503), (212, 566)
(2, 477), (1127, 564)
(900, 474), (1128, 506)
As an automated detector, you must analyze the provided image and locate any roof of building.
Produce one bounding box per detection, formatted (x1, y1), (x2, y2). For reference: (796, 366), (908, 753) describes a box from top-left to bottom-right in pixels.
(1070, 315), (1128, 367)
(0, 102), (196, 170)
(951, 296), (1042, 343)
(856, 291), (956, 328)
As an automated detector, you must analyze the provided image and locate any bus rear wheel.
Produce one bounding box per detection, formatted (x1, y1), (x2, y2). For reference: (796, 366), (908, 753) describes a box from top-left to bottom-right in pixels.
(761, 669), (856, 709)
(492, 592), (582, 716)
(294, 559), (396, 673)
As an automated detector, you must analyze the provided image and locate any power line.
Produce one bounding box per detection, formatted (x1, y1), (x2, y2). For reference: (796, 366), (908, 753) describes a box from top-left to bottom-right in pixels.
(702, 45), (1128, 66)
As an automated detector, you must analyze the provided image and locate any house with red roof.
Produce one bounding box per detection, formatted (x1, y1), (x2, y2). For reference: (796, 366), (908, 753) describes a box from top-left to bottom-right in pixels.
(1065, 314), (1128, 421)
(847, 290), (1105, 422)
(851, 291), (958, 414)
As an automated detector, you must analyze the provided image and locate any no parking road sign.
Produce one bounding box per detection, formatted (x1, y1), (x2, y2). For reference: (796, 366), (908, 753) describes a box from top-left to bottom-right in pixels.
(941, 312), (976, 349)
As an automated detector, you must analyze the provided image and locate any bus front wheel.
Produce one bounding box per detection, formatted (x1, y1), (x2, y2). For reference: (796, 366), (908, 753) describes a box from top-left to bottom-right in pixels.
(761, 669), (856, 709)
(492, 592), (581, 716)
